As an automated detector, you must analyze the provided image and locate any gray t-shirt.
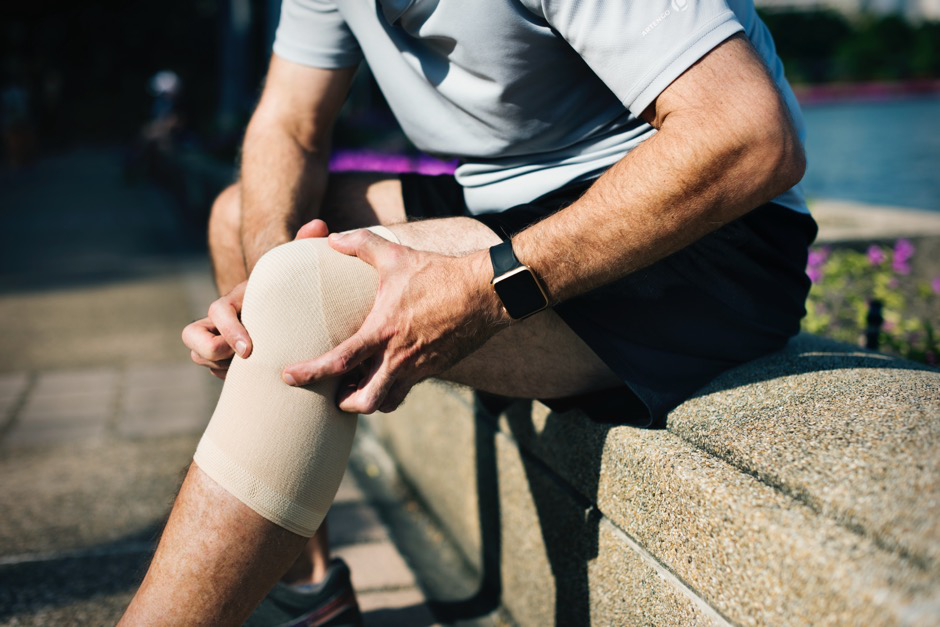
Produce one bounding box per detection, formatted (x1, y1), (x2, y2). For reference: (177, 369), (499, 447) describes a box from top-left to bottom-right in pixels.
(274, 0), (807, 214)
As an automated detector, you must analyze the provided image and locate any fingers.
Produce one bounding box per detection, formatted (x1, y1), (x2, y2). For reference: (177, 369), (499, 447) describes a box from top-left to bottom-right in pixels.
(207, 287), (251, 358)
(189, 350), (232, 370)
(378, 381), (411, 413)
(336, 358), (397, 414)
(295, 219), (329, 240)
(282, 331), (374, 386)
(182, 318), (234, 362)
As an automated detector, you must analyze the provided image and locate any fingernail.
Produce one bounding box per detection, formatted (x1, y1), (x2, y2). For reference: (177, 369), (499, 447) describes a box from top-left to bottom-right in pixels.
(283, 372), (297, 386)
(330, 232), (347, 240)
(235, 340), (248, 357)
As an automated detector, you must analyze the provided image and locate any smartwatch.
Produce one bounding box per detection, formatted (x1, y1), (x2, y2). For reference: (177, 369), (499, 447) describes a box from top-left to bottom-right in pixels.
(489, 241), (549, 320)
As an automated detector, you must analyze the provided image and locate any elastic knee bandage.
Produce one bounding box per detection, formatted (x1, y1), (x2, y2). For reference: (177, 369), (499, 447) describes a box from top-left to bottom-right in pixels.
(193, 227), (396, 537)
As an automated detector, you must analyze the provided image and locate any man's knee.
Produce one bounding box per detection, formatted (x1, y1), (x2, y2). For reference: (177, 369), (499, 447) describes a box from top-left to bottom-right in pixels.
(208, 183), (241, 247)
(192, 230), (397, 537)
(209, 183), (242, 257)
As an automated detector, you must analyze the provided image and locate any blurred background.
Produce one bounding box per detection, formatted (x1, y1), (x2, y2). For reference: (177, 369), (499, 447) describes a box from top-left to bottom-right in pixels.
(0, 0), (938, 623)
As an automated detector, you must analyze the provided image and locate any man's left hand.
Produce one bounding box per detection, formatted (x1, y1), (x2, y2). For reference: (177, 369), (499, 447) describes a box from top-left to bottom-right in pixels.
(282, 229), (506, 413)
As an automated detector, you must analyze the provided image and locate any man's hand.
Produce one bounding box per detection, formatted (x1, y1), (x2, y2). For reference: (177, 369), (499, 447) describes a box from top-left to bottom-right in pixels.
(183, 219), (331, 379)
(182, 281), (249, 380)
(282, 229), (506, 414)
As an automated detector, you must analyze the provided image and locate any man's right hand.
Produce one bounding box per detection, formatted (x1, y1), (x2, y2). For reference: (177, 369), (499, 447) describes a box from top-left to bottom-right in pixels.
(182, 282), (251, 380)
(183, 218), (331, 379)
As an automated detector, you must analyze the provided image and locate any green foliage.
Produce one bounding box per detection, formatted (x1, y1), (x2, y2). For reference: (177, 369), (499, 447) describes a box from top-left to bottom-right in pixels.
(803, 241), (939, 365)
(759, 9), (940, 82)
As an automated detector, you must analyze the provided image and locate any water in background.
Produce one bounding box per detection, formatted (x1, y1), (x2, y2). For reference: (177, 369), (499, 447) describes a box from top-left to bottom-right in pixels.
(801, 97), (940, 212)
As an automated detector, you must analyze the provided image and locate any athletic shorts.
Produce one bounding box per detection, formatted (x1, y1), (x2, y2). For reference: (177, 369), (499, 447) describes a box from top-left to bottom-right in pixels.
(400, 173), (818, 427)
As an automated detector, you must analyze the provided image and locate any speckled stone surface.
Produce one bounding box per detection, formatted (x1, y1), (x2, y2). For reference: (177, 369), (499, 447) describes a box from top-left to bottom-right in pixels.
(370, 335), (940, 626)
(507, 403), (938, 625)
(493, 429), (719, 626)
(668, 333), (940, 573)
(367, 381), (483, 570)
(370, 396), (723, 626)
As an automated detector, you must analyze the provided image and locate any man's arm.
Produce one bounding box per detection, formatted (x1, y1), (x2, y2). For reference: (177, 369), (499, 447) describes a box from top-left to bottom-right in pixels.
(181, 55), (355, 367)
(239, 54), (357, 269)
(282, 34), (806, 413)
(512, 33), (805, 303)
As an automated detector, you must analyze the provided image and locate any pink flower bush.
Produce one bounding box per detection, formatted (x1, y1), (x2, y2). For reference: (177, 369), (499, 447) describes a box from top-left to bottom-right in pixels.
(806, 246), (830, 283)
(329, 150), (458, 175)
(804, 238), (937, 366)
(892, 239), (915, 275)
(866, 245), (885, 266)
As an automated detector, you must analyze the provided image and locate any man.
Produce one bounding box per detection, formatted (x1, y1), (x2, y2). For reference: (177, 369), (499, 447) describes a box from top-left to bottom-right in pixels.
(121, 0), (814, 624)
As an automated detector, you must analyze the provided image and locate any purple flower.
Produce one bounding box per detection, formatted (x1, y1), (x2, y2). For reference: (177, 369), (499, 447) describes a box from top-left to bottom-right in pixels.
(807, 247), (829, 268)
(807, 267), (821, 283)
(329, 150), (458, 175)
(892, 258), (912, 276)
(931, 277), (940, 295)
(894, 239), (915, 264)
(867, 245), (886, 266)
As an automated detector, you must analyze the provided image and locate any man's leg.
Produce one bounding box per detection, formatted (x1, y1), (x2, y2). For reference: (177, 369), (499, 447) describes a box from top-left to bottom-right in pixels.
(204, 174), (619, 591)
(205, 174), (411, 591)
(126, 176), (620, 625)
(121, 465), (307, 625)
(124, 212), (619, 625)
(208, 173), (407, 294)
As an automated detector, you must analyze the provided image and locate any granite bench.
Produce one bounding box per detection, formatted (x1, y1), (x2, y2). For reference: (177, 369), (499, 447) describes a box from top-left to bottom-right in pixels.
(364, 333), (940, 625)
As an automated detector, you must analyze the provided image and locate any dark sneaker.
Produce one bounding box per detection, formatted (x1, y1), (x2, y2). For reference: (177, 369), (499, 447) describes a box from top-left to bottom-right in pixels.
(245, 558), (362, 627)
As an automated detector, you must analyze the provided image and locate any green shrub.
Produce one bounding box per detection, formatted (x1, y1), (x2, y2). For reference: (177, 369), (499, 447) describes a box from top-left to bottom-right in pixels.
(803, 240), (939, 365)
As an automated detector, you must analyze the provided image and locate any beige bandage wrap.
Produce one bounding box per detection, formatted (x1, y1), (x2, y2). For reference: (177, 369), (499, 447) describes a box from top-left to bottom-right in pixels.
(193, 227), (396, 537)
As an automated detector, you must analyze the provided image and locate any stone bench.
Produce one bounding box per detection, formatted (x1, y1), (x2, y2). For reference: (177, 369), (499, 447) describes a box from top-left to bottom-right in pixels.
(364, 333), (940, 625)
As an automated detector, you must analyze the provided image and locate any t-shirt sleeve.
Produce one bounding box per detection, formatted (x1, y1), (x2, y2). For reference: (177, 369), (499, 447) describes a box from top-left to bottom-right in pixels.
(539, 0), (744, 116)
(272, 0), (363, 69)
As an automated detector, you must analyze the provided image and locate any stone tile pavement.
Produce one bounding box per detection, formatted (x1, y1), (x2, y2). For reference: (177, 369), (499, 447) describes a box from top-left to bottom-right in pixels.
(0, 148), (438, 625)
(0, 363), (437, 626)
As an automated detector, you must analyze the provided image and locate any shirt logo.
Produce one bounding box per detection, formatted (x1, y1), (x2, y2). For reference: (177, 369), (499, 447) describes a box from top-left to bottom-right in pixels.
(642, 0), (691, 36)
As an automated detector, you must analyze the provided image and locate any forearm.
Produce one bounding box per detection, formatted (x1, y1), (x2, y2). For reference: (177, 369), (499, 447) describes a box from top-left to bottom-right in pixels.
(505, 36), (805, 304)
(240, 116), (330, 270)
(514, 114), (803, 303)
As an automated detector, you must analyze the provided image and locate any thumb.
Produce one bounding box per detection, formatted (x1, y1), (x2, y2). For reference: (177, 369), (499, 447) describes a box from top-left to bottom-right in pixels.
(328, 229), (394, 267)
(295, 219), (330, 241)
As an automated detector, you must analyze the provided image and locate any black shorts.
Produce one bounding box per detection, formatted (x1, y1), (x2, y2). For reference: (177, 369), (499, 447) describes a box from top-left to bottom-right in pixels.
(401, 173), (818, 427)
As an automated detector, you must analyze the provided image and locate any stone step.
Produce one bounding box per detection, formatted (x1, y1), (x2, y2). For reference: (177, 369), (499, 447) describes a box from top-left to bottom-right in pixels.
(366, 334), (940, 625)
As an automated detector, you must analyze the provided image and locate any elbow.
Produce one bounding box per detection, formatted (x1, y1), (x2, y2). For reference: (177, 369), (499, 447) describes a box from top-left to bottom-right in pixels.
(752, 115), (806, 199)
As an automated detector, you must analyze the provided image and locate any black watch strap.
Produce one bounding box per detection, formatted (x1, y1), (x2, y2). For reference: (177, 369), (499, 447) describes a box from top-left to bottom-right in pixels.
(489, 241), (521, 278)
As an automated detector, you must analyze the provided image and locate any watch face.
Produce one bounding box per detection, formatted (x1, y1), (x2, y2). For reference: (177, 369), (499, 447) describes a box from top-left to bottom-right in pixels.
(492, 267), (548, 319)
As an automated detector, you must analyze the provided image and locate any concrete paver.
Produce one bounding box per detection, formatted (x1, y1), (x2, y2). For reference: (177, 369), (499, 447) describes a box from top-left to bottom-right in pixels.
(335, 542), (419, 592)
(4, 369), (119, 448)
(359, 588), (438, 626)
(0, 374), (29, 418)
(0, 149), (438, 625)
(328, 501), (390, 547)
(118, 362), (220, 438)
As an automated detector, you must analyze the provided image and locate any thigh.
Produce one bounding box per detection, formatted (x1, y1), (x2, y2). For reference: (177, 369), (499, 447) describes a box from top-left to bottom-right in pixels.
(386, 218), (622, 399)
(319, 172), (407, 231)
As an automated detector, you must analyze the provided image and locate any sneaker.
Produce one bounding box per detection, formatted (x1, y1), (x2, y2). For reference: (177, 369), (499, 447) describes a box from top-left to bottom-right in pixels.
(245, 558), (362, 627)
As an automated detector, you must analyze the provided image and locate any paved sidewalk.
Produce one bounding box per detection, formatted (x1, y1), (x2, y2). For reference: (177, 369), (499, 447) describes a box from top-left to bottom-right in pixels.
(813, 197), (940, 242)
(0, 149), (435, 626)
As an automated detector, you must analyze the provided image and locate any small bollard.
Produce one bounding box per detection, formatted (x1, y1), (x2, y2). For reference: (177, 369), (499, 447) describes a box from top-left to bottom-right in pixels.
(865, 299), (884, 350)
